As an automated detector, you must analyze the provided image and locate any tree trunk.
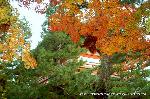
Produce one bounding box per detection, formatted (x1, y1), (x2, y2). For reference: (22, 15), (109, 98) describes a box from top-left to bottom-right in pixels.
(95, 55), (113, 99)
(99, 55), (113, 81)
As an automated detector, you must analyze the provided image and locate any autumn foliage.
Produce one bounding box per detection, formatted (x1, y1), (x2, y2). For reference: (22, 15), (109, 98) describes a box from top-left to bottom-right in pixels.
(0, 0), (37, 69)
(48, 0), (149, 56)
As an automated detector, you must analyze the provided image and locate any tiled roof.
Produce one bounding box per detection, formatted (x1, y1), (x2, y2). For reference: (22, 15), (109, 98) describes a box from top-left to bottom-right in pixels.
(77, 52), (101, 75)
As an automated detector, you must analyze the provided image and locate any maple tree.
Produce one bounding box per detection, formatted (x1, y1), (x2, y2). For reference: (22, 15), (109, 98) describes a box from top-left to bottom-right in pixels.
(47, 0), (150, 75)
(47, 1), (150, 98)
(0, 0), (37, 69)
(48, 0), (149, 56)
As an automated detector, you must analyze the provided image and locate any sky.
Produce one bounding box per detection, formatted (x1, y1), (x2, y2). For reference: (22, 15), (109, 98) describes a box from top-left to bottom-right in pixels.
(10, 1), (46, 49)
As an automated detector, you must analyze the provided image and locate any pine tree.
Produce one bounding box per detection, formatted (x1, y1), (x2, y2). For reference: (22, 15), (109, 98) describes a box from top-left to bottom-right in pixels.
(31, 29), (99, 98)
(106, 52), (150, 99)
(3, 12), (100, 98)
